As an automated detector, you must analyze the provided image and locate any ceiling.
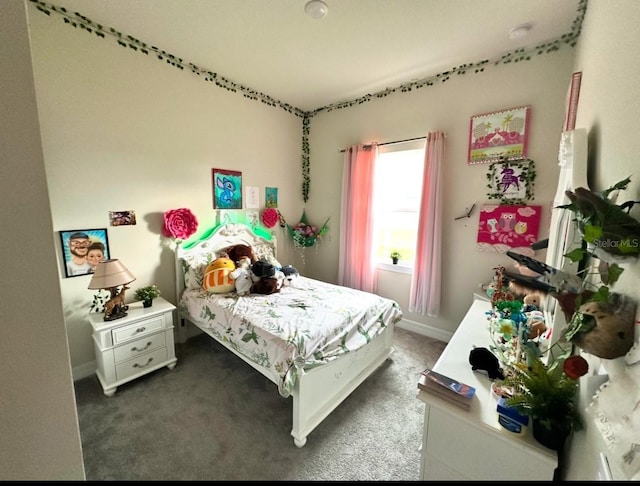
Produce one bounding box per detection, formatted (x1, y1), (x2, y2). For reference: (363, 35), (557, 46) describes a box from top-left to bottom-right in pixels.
(35, 0), (583, 112)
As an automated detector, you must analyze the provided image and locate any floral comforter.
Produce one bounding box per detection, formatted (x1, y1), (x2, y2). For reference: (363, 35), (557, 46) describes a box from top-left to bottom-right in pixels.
(179, 276), (403, 397)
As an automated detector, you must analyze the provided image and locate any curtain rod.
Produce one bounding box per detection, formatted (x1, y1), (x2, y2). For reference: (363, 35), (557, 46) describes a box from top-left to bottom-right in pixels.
(339, 135), (427, 153)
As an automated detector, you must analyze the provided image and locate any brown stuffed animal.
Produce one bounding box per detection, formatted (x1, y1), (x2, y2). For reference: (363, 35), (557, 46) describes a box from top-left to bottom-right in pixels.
(223, 244), (257, 265)
(251, 277), (281, 295)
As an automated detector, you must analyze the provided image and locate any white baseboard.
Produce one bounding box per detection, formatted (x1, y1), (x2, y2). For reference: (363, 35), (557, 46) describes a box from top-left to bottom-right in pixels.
(396, 318), (452, 343)
(73, 360), (96, 382)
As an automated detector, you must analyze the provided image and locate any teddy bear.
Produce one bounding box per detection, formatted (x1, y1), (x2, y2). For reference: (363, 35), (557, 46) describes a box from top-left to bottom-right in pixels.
(230, 256), (253, 296)
(202, 256), (236, 293)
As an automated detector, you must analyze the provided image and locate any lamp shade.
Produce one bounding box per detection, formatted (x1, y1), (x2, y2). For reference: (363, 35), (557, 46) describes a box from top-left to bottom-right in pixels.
(87, 259), (136, 290)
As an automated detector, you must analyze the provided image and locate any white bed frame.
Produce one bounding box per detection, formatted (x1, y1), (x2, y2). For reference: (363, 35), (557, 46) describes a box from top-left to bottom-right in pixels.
(174, 223), (395, 447)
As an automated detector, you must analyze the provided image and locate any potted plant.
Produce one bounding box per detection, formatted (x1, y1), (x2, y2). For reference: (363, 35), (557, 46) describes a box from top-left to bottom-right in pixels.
(556, 177), (639, 359)
(390, 250), (401, 264)
(134, 284), (161, 308)
(497, 347), (588, 450)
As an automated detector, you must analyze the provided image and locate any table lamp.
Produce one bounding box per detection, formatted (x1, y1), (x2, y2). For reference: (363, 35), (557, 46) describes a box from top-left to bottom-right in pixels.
(88, 259), (136, 321)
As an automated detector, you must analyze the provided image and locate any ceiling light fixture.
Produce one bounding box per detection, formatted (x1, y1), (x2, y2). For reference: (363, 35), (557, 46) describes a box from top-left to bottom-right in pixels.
(509, 22), (533, 40)
(305, 0), (328, 20)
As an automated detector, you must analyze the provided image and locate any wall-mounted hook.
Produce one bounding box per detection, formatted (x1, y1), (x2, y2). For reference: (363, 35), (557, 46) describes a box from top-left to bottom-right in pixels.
(454, 203), (476, 221)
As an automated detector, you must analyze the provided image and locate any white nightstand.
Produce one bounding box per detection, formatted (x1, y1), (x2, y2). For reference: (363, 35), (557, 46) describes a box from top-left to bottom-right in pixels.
(89, 296), (177, 396)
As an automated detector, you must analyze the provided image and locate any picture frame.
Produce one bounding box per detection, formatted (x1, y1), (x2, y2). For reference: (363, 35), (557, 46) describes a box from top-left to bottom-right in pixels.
(212, 168), (243, 209)
(265, 187), (278, 208)
(468, 105), (531, 164)
(59, 228), (110, 278)
(486, 158), (536, 205)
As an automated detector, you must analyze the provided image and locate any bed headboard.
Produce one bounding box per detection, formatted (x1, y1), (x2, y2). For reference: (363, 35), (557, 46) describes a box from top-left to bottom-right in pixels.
(175, 223), (277, 301)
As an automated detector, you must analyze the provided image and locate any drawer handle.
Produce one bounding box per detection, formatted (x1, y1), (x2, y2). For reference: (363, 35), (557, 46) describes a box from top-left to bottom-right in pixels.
(131, 342), (152, 352)
(132, 357), (154, 369)
(135, 327), (146, 333)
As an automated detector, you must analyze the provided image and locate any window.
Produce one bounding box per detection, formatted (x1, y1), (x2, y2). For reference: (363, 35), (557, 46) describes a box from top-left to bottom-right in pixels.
(372, 141), (425, 266)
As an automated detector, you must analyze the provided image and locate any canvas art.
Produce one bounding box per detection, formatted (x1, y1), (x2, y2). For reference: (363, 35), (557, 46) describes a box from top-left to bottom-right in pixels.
(265, 187), (278, 208)
(468, 105), (531, 164)
(212, 168), (243, 209)
(59, 228), (110, 278)
(476, 205), (541, 256)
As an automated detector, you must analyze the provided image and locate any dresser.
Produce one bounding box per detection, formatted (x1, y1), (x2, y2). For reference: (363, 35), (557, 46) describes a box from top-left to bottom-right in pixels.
(89, 297), (177, 396)
(417, 298), (557, 480)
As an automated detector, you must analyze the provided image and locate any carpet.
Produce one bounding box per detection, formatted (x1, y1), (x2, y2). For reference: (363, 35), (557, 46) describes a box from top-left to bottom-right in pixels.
(74, 327), (446, 480)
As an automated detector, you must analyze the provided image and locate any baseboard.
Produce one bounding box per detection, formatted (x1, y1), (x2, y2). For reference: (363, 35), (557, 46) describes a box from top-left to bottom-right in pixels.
(396, 318), (452, 343)
(73, 360), (96, 382)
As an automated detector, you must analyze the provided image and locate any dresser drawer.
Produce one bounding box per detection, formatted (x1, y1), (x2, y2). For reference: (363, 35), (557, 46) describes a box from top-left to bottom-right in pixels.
(113, 332), (166, 363)
(115, 346), (168, 382)
(112, 315), (165, 344)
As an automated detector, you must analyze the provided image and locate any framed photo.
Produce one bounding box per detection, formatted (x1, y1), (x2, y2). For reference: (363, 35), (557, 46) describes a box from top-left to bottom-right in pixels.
(468, 105), (531, 164)
(212, 168), (243, 209)
(486, 158), (536, 205)
(109, 210), (136, 226)
(59, 228), (110, 278)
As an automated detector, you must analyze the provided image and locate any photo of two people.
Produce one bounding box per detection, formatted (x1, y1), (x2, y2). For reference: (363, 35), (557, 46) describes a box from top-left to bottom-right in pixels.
(59, 228), (110, 278)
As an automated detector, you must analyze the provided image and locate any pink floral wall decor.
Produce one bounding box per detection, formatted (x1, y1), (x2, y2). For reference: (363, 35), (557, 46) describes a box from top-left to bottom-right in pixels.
(468, 105), (531, 164)
(477, 204), (541, 256)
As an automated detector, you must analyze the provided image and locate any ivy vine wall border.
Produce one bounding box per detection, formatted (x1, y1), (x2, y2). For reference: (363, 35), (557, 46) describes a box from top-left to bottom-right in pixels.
(29, 0), (587, 202)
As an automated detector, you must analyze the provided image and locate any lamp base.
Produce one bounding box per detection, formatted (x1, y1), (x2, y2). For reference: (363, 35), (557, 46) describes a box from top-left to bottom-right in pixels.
(103, 304), (129, 322)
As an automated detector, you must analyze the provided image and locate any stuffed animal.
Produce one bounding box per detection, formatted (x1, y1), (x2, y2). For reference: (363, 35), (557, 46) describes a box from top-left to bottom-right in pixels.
(250, 259), (283, 295)
(203, 256), (236, 293)
(281, 265), (300, 286)
(230, 256), (253, 296)
(251, 277), (281, 295)
(468, 346), (504, 380)
(522, 293), (541, 312)
(223, 244), (257, 265)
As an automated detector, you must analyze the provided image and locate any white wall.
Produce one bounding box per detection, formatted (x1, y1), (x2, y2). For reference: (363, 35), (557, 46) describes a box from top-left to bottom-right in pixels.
(306, 50), (575, 338)
(562, 0), (640, 480)
(1, 0), (84, 479)
(28, 3), (304, 371)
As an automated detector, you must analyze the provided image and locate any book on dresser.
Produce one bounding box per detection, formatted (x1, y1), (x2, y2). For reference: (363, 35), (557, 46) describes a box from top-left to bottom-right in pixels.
(418, 368), (476, 411)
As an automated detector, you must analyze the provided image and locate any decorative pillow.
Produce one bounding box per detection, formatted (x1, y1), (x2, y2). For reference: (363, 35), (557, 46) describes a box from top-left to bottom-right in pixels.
(184, 262), (206, 290)
(203, 256), (236, 293)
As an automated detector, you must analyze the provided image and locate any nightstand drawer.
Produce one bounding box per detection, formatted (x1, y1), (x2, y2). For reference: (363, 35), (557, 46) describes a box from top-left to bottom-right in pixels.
(113, 332), (166, 363)
(112, 315), (164, 344)
(115, 346), (168, 382)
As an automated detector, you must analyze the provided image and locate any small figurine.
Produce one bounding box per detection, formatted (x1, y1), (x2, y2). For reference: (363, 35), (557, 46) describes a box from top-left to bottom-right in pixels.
(469, 346), (504, 380)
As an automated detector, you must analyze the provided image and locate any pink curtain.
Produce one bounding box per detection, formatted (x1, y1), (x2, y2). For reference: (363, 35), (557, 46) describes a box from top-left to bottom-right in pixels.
(338, 143), (378, 293)
(409, 132), (445, 316)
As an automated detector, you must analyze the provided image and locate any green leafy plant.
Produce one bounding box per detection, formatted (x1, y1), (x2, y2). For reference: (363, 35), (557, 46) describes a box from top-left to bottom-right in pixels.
(134, 285), (161, 303)
(497, 347), (588, 438)
(390, 250), (401, 260)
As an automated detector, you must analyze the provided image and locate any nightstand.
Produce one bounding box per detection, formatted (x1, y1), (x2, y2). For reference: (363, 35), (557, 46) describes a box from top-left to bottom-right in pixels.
(89, 296), (177, 396)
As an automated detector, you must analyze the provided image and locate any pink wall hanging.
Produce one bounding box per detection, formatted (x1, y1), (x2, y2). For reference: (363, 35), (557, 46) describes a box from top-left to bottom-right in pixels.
(477, 204), (541, 256)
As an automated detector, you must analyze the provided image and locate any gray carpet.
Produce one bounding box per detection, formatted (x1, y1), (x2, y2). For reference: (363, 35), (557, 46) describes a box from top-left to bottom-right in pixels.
(74, 327), (446, 481)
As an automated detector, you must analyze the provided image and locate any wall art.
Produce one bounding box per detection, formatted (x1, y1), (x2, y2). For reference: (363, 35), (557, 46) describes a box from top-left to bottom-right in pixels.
(476, 205), (541, 256)
(212, 168), (243, 209)
(486, 158), (536, 205)
(468, 105), (531, 164)
(59, 228), (110, 278)
(564, 72), (582, 131)
(245, 186), (259, 209)
(109, 210), (136, 226)
(265, 187), (278, 208)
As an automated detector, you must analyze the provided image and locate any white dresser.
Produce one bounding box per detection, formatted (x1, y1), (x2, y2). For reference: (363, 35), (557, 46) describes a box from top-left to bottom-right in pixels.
(89, 297), (177, 396)
(417, 298), (557, 480)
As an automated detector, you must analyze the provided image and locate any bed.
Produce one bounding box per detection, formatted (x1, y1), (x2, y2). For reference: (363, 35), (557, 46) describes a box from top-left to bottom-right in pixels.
(175, 223), (403, 447)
